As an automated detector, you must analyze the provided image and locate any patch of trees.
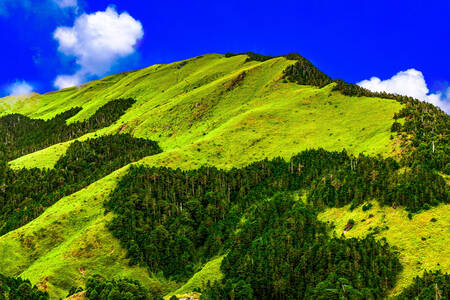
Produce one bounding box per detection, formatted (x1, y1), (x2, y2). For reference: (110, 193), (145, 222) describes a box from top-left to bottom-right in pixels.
(0, 98), (135, 161)
(224, 52), (333, 87)
(0, 274), (48, 300)
(397, 270), (449, 299)
(224, 52), (274, 62)
(282, 53), (333, 87)
(200, 194), (401, 299)
(105, 148), (446, 282)
(84, 275), (163, 300)
(0, 134), (161, 235)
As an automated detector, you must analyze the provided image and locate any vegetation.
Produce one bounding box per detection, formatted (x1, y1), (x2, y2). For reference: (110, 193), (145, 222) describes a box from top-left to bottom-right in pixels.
(0, 53), (447, 299)
(224, 52), (274, 62)
(201, 194), (401, 299)
(282, 53), (332, 87)
(0, 133), (161, 234)
(397, 270), (449, 299)
(84, 275), (163, 300)
(105, 148), (446, 289)
(332, 80), (449, 174)
(0, 274), (48, 300)
(0, 98), (135, 161)
(6, 54), (401, 171)
(317, 201), (450, 295)
(226, 52), (333, 87)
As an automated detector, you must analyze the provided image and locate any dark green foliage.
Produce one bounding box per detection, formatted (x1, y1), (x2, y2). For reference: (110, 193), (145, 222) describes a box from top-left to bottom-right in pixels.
(85, 275), (162, 300)
(200, 279), (254, 300)
(224, 52), (274, 62)
(105, 148), (445, 282)
(0, 134), (161, 235)
(362, 203), (373, 211)
(0, 274), (48, 300)
(201, 194), (401, 299)
(391, 121), (402, 132)
(393, 100), (449, 173)
(397, 270), (450, 300)
(282, 53), (333, 87)
(67, 286), (84, 297)
(0, 98), (135, 161)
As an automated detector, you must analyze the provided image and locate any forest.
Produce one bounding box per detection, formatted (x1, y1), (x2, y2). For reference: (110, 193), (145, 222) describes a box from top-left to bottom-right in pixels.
(201, 193), (401, 299)
(104, 147), (447, 298)
(83, 275), (162, 300)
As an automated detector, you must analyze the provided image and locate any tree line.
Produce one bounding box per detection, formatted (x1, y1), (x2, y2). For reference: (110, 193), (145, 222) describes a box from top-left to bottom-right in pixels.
(397, 270), (449, 299)
(0, 98), (136, 161)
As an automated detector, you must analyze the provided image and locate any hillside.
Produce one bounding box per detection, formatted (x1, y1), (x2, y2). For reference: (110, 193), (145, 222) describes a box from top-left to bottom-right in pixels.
(0, 53), (448, 299)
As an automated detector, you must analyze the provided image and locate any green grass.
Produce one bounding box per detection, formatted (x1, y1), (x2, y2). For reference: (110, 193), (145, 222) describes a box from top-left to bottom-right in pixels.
(318, 201), (450, 296)
(0, 53), (408, 298)
(164, 256), (225, 299)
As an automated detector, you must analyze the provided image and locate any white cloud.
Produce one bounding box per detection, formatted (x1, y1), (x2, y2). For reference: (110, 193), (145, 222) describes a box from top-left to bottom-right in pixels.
(7, 80), (34, 96)
(53, 0), (78, 9)
(53, 6), (143, 89)
(53, 73), (83, 89)
(358, 69), (450, 113)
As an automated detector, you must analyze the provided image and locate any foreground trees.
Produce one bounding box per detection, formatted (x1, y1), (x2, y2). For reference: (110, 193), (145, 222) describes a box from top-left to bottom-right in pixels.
(0, 274), (48, 300)
(201, 194), (401, 299)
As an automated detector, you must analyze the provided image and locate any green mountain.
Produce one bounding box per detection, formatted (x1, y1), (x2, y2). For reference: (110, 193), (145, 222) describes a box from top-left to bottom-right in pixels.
(0, 53), (448, 299)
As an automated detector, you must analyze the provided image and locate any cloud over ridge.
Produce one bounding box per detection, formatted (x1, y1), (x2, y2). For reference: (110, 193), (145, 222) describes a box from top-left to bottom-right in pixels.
(358, 69), (449, 113)
(7, 80), (34, 96)
(53, 6), (143, 89)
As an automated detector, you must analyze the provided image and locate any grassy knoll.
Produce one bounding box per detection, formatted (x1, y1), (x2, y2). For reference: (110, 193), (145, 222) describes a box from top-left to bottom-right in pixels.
(164, 256), (225, 299)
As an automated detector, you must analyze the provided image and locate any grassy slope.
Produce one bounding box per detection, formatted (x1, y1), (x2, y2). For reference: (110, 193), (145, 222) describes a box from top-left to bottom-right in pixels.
(318, 202), (450, 296)
(164, 256), (225, 299)
(6, 54), (400, 170)
(0, 54), (411, 298)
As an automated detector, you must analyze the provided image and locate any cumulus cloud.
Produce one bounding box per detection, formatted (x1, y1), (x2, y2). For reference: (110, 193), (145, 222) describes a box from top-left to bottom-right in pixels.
(53, 6), (143, 89)
(358, 69), (450, 113)
(7, 80), (34, 96)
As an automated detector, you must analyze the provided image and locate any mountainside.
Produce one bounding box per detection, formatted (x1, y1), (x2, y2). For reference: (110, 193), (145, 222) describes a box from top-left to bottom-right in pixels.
(0, 53), (448, 299)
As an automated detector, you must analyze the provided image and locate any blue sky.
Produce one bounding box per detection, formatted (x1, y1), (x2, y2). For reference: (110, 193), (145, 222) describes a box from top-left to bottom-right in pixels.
(1, 0), (449, 111)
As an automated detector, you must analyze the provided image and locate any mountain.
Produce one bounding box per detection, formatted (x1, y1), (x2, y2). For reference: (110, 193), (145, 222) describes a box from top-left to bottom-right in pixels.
(0, 53), (448, 299)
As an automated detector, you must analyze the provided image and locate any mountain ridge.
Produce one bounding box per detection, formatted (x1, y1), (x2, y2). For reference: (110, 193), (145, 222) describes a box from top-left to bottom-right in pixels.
(0, 52), (448, 299)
